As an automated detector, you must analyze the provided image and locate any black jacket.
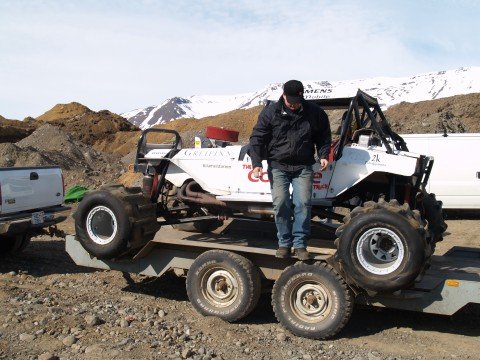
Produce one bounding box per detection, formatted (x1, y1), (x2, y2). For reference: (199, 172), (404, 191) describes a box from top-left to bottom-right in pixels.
(249, 98), (331, 171)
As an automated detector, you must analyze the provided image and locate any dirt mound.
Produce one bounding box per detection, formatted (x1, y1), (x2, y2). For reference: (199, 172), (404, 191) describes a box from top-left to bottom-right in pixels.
(36, 102), (139, 151)
(0, 143), (53, 168)
(0, 116), (37, 143)
(384, 93), (480, 134)
(10, 124), (125, 189)
(36, 102), (91, 122)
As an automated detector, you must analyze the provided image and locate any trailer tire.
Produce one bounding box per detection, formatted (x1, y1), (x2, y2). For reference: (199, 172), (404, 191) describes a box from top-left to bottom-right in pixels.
(75, 186), (158, 259)
(272, 262), (353, 339)
(335, 199), (427, 293)
(186, 250), (261, 322)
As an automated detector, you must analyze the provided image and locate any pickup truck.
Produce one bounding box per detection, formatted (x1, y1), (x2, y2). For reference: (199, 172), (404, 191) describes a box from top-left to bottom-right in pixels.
(0, 166), (68, 257)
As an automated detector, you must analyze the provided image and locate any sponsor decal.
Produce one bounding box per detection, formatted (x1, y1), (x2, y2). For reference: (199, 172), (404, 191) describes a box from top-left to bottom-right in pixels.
(303, 86), (333, 100)
(202, 164), (232, 169)
(248, 169), (269, 182)
(313, 172), (328, 190)
(366, 153), (386, 167)
(183, 149), (235, 158)
(304, 88), (333, 94)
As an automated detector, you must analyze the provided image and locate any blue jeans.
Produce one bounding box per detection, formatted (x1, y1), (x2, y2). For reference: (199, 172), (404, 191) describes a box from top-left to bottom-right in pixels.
(268, 166), (313, 249)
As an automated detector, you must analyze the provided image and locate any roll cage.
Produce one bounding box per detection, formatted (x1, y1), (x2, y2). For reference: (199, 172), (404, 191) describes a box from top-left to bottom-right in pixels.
(309, 89), (409, 160)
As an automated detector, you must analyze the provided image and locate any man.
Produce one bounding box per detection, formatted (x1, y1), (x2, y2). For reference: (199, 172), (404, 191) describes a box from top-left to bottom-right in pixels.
(249, 80), (331, 260)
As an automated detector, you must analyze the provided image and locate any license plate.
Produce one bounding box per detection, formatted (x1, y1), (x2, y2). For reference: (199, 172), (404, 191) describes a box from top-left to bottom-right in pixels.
(31, 211), (45, 225)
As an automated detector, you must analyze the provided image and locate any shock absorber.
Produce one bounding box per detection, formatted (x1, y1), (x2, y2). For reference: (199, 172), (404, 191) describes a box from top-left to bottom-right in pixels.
(142, 174), (154, 198)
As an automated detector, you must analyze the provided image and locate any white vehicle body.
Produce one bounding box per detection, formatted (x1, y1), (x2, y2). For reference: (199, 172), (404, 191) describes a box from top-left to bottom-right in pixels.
(0, 166), (65, 237)
(0, 167), (64, 215)
(402, 133), (480, 209)
(145, 142), (422, 205)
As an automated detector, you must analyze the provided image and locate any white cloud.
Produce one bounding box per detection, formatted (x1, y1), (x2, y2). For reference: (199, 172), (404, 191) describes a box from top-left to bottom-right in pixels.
(0, 0), (478, 119)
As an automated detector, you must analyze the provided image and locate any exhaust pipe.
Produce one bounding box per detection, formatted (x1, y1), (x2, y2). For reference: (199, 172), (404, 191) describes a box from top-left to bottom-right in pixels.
(177, 181), (227, 208)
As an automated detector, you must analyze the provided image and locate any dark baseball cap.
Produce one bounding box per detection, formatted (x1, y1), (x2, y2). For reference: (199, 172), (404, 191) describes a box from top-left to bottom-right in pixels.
(283, 80), (304, 104)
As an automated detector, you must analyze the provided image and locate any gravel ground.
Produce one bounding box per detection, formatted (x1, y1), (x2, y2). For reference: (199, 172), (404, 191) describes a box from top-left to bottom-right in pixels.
(1, 217), (480, 360)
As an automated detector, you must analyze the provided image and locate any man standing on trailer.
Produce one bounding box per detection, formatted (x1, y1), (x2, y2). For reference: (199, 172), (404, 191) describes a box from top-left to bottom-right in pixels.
(249, 80), (331, 260)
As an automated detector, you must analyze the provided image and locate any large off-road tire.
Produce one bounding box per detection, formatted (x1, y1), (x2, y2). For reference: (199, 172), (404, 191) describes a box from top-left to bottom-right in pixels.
(0, 234), (31, 258)
(420, 192), (448, 246)
(335, 199), (427, 293)
(272, 262), (353, 339)
(74, 185), (158, 259)
(186, 250), (261, 322)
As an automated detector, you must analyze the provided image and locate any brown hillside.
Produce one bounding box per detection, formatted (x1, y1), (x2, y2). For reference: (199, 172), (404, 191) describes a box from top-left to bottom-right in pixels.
(108, 92), (480, 158)
(100, 106), (266, 158)
(36, 102), (139, 151)
(384, 93), (480, 134)
(0, 116), (37, 143)
(36, 102), (91, 122)
(156, 92), (480, 146)
(152, 106), (264, 146)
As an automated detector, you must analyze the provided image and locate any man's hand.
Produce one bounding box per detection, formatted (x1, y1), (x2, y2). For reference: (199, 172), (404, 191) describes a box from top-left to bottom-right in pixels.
(252, 166), (263, 178)
(319, 159), (329, 171)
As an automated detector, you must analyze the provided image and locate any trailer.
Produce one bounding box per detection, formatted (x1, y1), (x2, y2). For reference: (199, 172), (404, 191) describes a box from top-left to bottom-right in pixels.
(65, 219), (480, 339)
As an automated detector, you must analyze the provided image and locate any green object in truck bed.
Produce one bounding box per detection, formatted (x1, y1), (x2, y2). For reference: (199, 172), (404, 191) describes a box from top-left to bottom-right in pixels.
(64, 185), (88, 203)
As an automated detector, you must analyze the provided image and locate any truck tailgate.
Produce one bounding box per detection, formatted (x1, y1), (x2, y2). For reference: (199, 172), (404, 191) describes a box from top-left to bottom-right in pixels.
(0, 166), (63, 214)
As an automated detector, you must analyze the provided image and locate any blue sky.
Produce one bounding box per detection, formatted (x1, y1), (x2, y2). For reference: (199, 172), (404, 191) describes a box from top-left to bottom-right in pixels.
(1, 0), (479, 119)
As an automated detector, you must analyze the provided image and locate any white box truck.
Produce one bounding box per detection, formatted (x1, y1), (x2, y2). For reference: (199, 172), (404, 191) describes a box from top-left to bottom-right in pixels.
(401, 133), (480, 210)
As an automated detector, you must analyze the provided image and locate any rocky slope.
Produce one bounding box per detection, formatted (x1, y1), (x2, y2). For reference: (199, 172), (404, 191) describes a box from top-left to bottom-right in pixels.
(0, 124), (124, 189)
(385, 92), (480, 134)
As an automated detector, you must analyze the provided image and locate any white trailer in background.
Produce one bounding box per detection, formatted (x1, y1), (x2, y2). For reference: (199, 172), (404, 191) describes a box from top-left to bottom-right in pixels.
(402, 133), (480, 210)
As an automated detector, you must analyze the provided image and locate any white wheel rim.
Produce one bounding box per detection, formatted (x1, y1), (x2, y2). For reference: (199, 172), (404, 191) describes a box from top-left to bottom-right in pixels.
(290, 282), (332, 323)
(356, 227), (404, 275)
(86, 206), (118, 245)
(201, 268), (239, 307)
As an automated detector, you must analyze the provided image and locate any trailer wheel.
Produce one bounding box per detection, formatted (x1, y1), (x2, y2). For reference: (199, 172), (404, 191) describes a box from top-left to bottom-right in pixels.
(272, 262), (353, 339)
(335, 199), (427, 293)
(186, 250), (261, 322)
(75, 186), (158, 259)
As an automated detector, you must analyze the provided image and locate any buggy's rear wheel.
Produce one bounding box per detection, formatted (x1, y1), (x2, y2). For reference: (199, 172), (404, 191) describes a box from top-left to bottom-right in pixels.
(74, 185), (158, 259)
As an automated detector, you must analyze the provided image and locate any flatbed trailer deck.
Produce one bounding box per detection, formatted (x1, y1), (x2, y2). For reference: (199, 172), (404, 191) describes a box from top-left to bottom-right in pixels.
(66, 220), (480, 339)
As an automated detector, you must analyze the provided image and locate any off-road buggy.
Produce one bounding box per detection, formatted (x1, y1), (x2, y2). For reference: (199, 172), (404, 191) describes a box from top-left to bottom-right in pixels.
(74, 90), (446, 295)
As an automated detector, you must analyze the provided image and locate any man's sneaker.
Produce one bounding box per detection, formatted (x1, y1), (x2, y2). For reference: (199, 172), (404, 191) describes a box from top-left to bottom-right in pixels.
(294, 248), (311, 261)
(275, 247), (291, 258)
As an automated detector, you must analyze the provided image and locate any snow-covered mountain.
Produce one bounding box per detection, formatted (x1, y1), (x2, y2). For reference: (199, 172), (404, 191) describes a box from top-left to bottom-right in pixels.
(123, 67), (480, 129)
